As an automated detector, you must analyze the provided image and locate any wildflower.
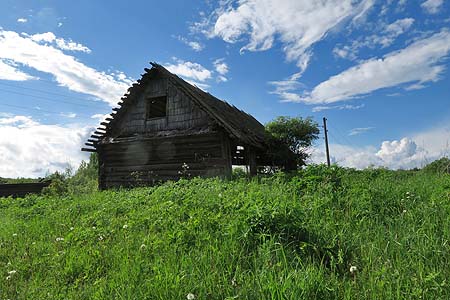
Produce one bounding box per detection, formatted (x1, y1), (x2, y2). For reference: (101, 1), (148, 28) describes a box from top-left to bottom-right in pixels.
(6, 275), (11, 280)
(70, 227), (74, 231)
(402, 209), (407, 213)
(218, 193), (222, 198)
(98, 235), (104, 241)
(55, 237), (64, 242)
(8, 270), (17, 275)
(12, 233), (17, 237)
(349, 266), (357, 274)
(140, 244), (146, 250)
(231, 278), (237, 287)
(92, 226), (96, 230)
(123, 224), (128, 229)
(186, 293), (195, 300)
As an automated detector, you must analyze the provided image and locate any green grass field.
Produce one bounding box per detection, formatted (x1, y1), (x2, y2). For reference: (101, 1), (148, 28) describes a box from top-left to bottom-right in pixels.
(1, 166), (449, 299)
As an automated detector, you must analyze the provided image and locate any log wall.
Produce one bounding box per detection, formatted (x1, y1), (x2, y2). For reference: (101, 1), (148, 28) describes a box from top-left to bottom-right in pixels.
(99, 132), (231, 189)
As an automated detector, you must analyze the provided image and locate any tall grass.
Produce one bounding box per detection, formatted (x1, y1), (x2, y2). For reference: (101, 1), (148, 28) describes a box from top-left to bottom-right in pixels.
(1, 166), (449, 299)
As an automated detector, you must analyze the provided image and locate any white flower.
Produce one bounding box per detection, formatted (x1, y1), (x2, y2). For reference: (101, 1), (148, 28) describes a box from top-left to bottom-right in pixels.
(6, 275), (11, 280)
(218, 193), (222, 198)
(98, 235), (104, 241)
(12, 233), (17, 237)
(70, 227), (74, 231)
(55, 237), (64, 242)
(402, 209), (407, 213)
(349, 265), (357, 274)
(8, 270), (17, 275)
(140, 244), (146, 250)
(92, 226), (96, 230)
(123, 224), (128, 229)
(186, 293), (195, 300)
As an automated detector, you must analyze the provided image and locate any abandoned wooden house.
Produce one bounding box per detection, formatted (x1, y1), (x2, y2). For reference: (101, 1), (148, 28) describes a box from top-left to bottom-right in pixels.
(82, 62), (269, 189)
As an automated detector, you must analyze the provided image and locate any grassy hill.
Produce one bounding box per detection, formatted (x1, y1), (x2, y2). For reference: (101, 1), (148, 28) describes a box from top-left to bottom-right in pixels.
(1, 166), (449, 299)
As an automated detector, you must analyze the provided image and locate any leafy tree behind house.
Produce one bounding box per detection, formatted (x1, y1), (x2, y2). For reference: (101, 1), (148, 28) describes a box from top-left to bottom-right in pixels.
(264, 116), (319, 170)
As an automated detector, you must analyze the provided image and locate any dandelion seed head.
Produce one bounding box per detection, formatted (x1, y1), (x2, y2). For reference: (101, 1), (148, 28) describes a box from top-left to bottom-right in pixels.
(186, 293), (195, 300)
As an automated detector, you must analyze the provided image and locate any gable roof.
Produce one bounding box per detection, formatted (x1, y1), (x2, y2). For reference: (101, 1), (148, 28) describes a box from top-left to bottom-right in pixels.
(82, 62), (266, 152)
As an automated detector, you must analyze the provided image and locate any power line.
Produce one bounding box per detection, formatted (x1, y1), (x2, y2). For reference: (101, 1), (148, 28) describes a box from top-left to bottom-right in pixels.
(0, 81), (101, 103)
(0, 87), (100, 108)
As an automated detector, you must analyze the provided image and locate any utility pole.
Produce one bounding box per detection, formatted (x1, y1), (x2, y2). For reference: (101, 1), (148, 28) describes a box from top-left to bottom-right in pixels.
(323, 117), (331, 167)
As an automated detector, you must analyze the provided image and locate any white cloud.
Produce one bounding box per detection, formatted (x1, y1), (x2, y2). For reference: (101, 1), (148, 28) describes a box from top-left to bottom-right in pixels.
(349, 127), (374, 136)
(176, 36), (205, 51)
(0, 29), (133, 105)
(60, 112), (77, 118)
(333, 18), (415, 60)
(165, 59), (212, 82)
(312, 104), (365, 112)
(204, 0), (373, 74)
(309, 124), (450, 169)
(30, 32), (91, 53)
(385, 18), (415, 36)
(17, 18), (28, 23)
(0, 115), (92, 178)
(294, 30), (450, 104)
(421, 0), (444, 14)
(0, 59), (35, 81)
(213, 58), (229, 75)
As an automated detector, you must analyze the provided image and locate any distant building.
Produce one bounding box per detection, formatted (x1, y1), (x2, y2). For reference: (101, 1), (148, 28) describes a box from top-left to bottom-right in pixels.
(82, 62), (268, 189)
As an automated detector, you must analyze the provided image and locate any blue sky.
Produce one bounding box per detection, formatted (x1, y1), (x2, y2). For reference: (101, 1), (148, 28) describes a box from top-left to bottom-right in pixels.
(0, 0), (449, 177)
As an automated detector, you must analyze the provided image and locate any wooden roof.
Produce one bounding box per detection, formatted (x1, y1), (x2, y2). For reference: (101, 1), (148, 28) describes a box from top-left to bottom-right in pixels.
(82, 62), (266, 152)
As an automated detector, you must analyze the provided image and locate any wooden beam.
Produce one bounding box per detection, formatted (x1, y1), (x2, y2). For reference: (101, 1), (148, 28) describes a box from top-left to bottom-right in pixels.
(81, 148), (97, 153)
(248, 147), (257, 176)
(85, 142), (95, 147)
(91, 134), (102, 139)
(87, 139), (98, 143)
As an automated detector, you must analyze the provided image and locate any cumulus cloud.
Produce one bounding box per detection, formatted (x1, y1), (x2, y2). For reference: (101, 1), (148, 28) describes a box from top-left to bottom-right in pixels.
(202, 0), (373, 74)
(310, 138), (425, 169)
(309, 124), (450, 169)
(0, 115), (92, 178)
(0, 29), (133, 105)
(293, 30), (450, 104)
(421, 0), (444, 14)
(17, 18), (28, 23)
(165, 59), (212, 82)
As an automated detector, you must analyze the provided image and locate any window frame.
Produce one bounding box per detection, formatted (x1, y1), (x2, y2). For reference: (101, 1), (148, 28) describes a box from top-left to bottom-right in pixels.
(146, 95), (168, 120)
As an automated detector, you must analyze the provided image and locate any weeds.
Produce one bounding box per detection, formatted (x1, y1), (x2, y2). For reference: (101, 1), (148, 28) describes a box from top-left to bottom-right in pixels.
(0, 165), (449, 299)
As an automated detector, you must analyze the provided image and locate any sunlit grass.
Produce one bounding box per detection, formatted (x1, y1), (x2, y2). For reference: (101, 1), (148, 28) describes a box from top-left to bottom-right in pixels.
(1, 166), (449, 299)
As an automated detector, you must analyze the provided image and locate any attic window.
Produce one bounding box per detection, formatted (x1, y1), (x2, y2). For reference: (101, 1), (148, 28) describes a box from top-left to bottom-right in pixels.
(147, 96), (167, 119)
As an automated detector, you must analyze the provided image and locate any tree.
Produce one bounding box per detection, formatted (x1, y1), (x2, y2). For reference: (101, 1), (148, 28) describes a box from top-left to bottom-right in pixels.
(264, 116), (319, 170)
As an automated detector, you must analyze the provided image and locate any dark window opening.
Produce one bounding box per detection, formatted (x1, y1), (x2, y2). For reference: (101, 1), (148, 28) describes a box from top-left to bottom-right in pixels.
(147, 96), (167, 119)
